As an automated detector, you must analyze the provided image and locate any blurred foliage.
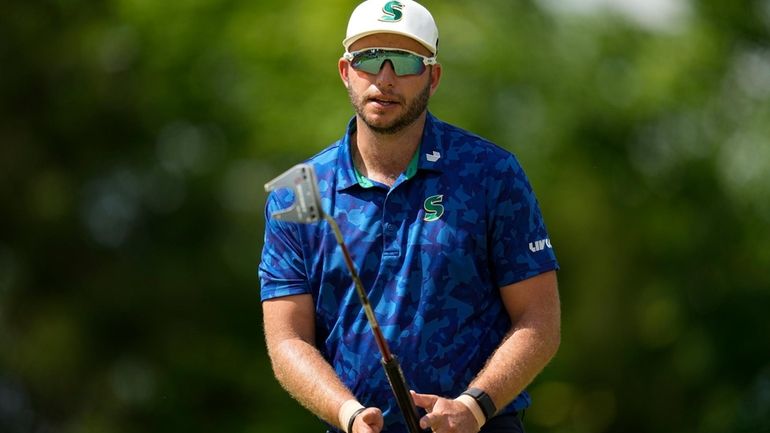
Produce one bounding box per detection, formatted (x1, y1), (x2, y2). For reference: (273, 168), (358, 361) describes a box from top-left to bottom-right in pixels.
(2, 0), (770, 432)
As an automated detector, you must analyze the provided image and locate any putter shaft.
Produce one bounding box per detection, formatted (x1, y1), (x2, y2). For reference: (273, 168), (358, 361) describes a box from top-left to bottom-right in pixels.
(324, 214), (424, 433)
(324, 214), (393, 362)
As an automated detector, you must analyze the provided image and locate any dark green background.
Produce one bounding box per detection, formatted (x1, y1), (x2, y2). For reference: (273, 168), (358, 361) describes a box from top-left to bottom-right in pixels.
(2, 0), (770, 432)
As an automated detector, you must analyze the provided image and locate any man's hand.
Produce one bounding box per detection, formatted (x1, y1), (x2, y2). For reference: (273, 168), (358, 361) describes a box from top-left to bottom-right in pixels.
(411, 391), (479, 433)
(350, 407), (384, 433)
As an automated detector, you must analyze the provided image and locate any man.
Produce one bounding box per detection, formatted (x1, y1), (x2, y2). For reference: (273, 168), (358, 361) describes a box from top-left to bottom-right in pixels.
(259, 1), (561, 432)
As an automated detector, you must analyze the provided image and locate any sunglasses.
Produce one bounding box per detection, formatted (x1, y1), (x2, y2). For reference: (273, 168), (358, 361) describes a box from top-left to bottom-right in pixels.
(343, 48), (437, 77)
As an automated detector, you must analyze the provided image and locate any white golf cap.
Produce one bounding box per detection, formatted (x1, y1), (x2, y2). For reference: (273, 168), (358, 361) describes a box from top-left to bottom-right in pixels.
(343, 0), (439, 55)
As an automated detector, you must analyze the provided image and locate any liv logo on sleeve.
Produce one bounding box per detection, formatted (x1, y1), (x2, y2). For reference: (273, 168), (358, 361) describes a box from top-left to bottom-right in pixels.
(528, 238), (553, 252)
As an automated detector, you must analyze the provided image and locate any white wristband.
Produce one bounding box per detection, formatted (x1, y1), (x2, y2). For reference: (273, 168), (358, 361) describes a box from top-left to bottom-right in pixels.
(455, 394), (485, 430)
(338, 399), (365, 433)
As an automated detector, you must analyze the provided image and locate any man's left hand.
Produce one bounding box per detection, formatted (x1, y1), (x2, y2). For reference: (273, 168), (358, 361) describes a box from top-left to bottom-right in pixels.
(411, 390), (479, 433)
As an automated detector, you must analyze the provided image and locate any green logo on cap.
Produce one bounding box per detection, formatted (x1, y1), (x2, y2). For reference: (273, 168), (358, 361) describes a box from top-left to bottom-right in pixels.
(380, 1), (404, 22)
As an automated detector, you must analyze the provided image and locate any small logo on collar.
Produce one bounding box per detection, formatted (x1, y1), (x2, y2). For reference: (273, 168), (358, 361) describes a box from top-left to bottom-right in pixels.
(426, 151), (441, 162)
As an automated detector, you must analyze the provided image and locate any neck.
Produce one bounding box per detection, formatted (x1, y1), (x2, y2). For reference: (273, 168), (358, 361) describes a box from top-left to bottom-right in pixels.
(352, 112), (426, 187)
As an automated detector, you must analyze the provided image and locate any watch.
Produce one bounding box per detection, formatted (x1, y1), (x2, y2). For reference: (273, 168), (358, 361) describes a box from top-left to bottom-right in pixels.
(462, 388), (497, 421)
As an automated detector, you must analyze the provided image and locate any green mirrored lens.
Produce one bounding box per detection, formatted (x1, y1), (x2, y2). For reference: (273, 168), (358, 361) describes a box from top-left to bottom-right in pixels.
(351, 50), (425, 76)
(391, 56), (424, 75)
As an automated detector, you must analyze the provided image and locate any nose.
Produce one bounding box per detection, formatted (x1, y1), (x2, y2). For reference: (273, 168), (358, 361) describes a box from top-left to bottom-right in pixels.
(375, 60), (397, 86)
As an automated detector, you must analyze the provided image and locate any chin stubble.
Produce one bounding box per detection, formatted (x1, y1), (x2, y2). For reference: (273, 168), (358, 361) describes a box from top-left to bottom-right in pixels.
(348, 78), (432, 135)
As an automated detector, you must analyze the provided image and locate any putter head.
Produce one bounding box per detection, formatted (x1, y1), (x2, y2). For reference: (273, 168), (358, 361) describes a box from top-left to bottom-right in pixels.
(264, 163), (323, 224)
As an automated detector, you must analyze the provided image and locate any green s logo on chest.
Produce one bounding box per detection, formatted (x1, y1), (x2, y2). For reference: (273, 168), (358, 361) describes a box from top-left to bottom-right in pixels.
(423, 194), (444, 222)
(380, 1), (404, 22)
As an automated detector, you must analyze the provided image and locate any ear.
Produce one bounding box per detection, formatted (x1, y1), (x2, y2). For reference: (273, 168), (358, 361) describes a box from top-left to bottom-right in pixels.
(338, 57), (351, 87)
(428, 63), (442, 97)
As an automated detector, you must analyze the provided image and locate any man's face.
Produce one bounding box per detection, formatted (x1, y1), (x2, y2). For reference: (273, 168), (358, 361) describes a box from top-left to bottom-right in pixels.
(339, 33), (441, 135)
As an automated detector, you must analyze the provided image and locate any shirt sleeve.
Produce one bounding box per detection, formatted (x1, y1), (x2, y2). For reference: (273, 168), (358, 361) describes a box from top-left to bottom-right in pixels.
(486, 150), (559, 287)
(258, 190), (312, 301)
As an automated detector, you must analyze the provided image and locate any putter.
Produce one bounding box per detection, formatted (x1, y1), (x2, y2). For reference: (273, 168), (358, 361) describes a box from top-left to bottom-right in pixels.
(265, 163), (425, 433)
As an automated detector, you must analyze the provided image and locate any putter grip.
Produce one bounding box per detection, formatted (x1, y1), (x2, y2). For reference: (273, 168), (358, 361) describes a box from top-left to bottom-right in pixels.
(381, 356), (426, 433)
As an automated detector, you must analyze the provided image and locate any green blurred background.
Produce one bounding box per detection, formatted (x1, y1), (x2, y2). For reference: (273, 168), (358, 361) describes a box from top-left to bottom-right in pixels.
(2, 0), (770, 432)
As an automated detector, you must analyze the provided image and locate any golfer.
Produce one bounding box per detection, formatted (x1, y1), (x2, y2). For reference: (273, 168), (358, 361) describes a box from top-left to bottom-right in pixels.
(259, 1), (561, 432)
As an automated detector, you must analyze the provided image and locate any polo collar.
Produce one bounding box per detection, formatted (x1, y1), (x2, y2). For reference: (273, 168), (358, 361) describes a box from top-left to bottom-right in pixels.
(336, 113), (446, 191)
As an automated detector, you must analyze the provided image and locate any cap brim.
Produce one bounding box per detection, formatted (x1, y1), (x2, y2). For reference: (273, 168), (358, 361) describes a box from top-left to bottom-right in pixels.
(343, 30), (437, 55)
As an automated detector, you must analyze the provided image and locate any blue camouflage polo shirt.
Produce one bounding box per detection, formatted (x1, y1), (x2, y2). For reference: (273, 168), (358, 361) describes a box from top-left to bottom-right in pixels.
(259, 112), (558, 432)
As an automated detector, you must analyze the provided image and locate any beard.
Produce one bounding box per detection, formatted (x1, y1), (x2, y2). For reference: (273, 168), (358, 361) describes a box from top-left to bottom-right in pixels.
(347, 78), (432, 135)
